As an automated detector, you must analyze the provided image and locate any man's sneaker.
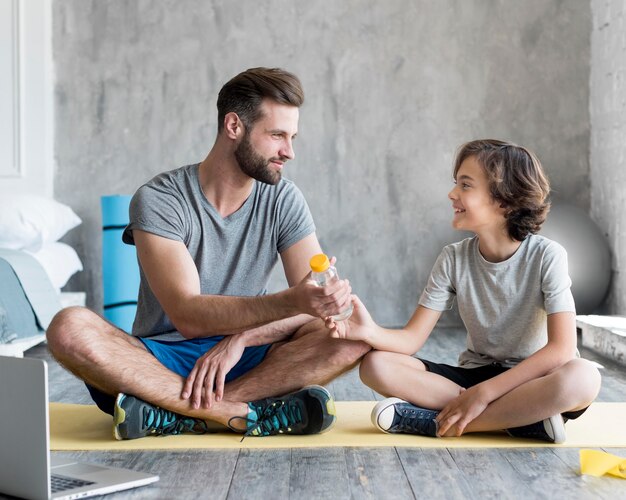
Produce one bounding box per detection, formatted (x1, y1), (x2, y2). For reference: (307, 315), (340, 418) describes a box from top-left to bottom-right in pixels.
(230, 385), (336, 437)
(506, 414), (566, 444)
(371, 397), (439, 437)
(113, 393), (209, 440)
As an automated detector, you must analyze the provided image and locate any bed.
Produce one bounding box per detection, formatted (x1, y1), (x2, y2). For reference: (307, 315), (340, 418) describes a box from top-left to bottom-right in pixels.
(0, 194), (83, 357)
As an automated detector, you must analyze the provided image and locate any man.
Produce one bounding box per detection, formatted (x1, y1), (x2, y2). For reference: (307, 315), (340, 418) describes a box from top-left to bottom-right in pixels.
(47, 67), (370, 440)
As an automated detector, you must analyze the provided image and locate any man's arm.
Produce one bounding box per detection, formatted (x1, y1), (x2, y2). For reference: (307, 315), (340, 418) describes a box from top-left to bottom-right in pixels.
(181, 313), (317, 408)
(133, 230), (349, 337)
(279, 232), (323, 286)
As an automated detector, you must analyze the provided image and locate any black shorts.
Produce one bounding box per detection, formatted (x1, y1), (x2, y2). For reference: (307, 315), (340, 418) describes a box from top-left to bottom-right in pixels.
(420, 358), (588, 420)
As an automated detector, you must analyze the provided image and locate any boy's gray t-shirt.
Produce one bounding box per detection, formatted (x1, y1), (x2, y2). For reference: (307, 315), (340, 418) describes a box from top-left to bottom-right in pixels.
(123, 163), (315, 339)
(419, 234), (576, 368)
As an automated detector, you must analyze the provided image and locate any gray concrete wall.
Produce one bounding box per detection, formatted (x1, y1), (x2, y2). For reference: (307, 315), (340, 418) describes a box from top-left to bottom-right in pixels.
(53, 0), (591, 327)
(590, 0), (626, 316)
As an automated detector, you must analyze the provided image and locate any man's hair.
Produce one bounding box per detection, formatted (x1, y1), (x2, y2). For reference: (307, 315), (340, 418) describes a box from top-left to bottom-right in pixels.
(453, 139), (551, 241)
(216, 67), (304, 132)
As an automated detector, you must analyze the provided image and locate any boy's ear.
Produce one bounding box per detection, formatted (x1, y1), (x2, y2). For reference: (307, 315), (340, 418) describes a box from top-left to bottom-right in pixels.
(498, 201), (510, 216)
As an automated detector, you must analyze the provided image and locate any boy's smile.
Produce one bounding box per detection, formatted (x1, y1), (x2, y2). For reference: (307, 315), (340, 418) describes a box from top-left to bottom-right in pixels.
(448, 156), (505, 235)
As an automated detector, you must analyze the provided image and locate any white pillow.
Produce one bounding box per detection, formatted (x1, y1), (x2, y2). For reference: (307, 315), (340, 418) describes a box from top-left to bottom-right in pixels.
(25, 241), (84, 290)
(0, 194), (81, 251)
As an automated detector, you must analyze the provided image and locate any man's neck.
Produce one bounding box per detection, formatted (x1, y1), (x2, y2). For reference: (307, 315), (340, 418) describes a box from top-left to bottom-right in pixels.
(198, 145), (255, 218)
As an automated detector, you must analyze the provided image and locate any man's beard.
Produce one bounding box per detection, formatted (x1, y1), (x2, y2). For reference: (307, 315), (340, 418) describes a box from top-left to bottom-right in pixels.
(234, 133), (283, 185)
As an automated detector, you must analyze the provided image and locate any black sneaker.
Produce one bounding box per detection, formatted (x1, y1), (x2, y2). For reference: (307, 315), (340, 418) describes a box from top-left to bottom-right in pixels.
(113, 393), (209, 440)
(371, 397), (439, 436)
(506, 414), (566, 444)
(231, 385), (336, 437)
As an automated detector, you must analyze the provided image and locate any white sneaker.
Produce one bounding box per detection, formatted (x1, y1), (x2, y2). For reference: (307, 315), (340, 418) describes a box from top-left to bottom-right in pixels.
(371, 397), (439, 436)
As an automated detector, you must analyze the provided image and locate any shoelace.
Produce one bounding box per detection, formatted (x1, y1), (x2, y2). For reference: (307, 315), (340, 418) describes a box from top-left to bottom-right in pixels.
(393, 407), (437, 435)
(142, 406), (207, 435)
(229, 399), (304, 442)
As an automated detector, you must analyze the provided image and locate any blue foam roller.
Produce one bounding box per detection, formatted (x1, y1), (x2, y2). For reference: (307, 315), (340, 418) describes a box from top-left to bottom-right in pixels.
(102, 195), (133, 227)
(101, 195), (139, 332)
(104, 304), (136, 334)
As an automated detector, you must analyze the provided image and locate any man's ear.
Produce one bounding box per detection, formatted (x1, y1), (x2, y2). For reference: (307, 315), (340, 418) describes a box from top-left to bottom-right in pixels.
(223, 112), (244, 139)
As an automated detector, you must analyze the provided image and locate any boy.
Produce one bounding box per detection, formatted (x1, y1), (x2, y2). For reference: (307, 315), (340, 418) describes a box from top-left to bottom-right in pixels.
(328, 139), (601, 443)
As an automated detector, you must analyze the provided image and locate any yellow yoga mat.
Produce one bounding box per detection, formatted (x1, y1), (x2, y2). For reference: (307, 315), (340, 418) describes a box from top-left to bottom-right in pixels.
(50, 401), (626, 451)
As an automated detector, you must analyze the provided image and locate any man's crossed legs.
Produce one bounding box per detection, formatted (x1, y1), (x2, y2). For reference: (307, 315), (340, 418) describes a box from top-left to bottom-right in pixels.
(46, 307), (370, 440)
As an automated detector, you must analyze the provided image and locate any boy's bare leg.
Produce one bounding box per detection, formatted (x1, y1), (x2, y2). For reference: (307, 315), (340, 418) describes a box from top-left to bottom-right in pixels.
(461, 358), (601, 434)
(47, 307), (369, 428)
(359, 350), (463, 407)
(359, 350), (601, 434)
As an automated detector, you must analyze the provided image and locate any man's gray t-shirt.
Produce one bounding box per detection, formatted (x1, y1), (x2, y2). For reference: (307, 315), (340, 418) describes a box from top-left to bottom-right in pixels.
(419, 234), (576, 368)
(123, 163), (315, 339)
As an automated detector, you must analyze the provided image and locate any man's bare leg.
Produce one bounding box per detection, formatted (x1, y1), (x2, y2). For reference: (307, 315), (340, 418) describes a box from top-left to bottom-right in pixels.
(222, 319), (371, 403)
(47, 308), (369, 429)
(46, 307), (248, 427)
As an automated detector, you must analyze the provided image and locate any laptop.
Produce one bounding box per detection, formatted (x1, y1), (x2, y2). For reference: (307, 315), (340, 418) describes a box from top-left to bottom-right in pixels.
(0, 356), (159, 499)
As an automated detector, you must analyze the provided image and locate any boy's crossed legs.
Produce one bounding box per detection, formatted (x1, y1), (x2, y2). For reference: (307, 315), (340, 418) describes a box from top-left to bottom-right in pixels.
(46, 307), (370, 439)
(360, 350), (601, 443)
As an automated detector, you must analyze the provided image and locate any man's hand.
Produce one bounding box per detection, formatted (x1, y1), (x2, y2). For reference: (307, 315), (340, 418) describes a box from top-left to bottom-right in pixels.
(181, 335), (245, 409)
(291, 257), (352, 318)
(435, 385), (490, 437)
(325, 295), (376, 342)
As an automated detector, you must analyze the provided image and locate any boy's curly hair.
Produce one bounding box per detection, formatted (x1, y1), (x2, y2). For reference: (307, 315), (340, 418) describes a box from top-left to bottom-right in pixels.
(453, 139), (551, 241)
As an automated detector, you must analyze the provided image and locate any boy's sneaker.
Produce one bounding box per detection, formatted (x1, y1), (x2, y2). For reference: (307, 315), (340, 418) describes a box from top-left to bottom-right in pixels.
(506, 414), (566, 444)
(113, 393), (209, 440)
(232, 385), (336, 437)
(371, 397), (439, 437)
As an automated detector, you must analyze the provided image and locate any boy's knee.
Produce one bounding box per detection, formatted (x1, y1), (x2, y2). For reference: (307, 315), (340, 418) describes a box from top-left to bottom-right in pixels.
(359, 350), (388, 385)
(554, 358), (601, 405)
(571, 358), (602, 400)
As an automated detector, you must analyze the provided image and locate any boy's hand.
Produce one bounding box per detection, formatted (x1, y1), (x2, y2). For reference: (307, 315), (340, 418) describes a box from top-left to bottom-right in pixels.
(325, 295), (376, 342)
(436, 386), (490, 437)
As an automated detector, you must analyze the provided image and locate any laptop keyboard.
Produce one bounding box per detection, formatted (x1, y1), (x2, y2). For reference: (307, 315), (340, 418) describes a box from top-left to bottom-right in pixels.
(51, 474), (95, 493)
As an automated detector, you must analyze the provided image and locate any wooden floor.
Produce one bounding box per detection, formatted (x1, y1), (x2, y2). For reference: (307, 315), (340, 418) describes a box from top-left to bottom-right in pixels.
(14, 328), (626, 499)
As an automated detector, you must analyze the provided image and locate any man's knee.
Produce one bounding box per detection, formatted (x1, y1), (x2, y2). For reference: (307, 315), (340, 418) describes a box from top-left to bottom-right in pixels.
(46, 306), (97, 354)
(328, 338), (371, 369)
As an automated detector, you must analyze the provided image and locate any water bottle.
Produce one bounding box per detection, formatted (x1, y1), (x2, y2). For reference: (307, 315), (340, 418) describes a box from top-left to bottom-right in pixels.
(309, 253), (353, 321)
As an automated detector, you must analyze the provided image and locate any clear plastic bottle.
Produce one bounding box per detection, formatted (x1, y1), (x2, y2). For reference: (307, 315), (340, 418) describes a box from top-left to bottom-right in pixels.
(309, 253), (353, 321)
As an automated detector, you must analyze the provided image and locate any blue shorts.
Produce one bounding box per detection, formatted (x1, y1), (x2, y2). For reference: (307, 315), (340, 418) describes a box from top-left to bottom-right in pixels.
(86, 336), (272, 415)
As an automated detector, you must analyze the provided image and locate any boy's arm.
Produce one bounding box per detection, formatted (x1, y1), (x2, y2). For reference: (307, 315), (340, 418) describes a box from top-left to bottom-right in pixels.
(437, 311), (577, 436)
(328, 298), (442, 355)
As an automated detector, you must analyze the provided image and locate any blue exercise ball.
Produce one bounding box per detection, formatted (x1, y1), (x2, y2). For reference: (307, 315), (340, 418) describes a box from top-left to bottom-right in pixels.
(539, 200), (611, 315)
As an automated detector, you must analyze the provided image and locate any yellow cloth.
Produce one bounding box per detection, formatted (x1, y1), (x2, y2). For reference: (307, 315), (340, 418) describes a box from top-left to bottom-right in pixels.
(580, 449), (626, 478)
(49, 401), (626, 451)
